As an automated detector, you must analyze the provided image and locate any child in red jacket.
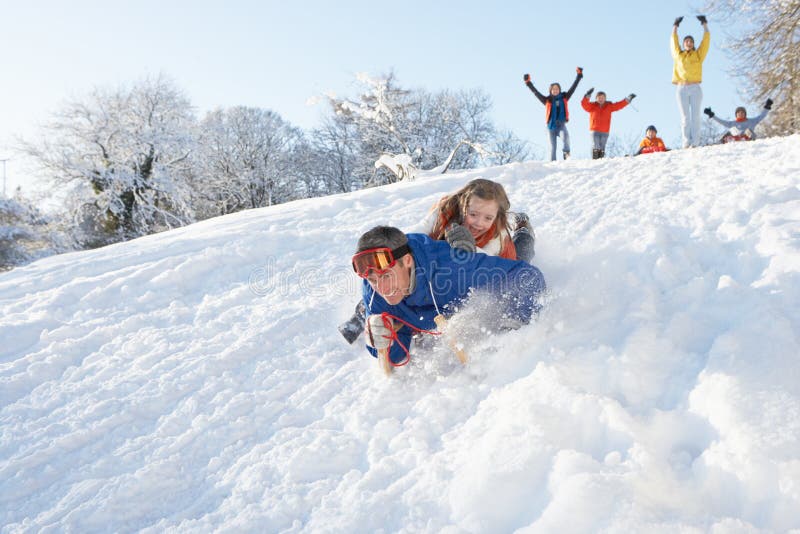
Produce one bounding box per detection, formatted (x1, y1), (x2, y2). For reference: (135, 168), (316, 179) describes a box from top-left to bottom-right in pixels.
(581, 89), (636, 159)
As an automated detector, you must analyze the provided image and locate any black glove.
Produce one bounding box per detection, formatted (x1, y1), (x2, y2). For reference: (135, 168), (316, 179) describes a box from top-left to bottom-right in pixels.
(523, 73), (531, 83)
(674, 16), (684, 26)
(703, 107), (714, 118)
(765, 98), (773, 110)
(584, 87), (594, 98)
(576, 66), (583, 76)
(627, 93), (636, 101)
(697, 15), (708, 24)
(445, 224), (476, 253)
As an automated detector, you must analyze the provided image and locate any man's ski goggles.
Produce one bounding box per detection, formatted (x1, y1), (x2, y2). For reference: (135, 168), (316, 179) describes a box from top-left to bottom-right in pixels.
(352, 244), (411, 278)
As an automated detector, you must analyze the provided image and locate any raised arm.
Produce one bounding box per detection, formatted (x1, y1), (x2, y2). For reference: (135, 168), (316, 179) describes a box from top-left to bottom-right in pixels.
(704, 107), (736, 128)
(608, 94), (635, 112)
(749, 99), (772, 127)
(563, 67), (583, 100)
(670, 17), (682, 59)
(524, 74), (548, 104)
(711, 115), (737, 129)
(697, 27), (711, 61)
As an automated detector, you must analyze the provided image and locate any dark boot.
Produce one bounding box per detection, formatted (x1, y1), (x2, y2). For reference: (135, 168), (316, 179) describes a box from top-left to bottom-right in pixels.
(338, 300), (366, 344)
(511, 212), (535, 262)
(513, 212), (530, 231)
(598, 150), (605, 159)
(512, 227), (536, 263)
(592, 149), (601, 159)
(563, 151), (570, 160)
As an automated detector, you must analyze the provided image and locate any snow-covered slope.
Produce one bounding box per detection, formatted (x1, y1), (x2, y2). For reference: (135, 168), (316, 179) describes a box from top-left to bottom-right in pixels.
(2, 137), (799, 532)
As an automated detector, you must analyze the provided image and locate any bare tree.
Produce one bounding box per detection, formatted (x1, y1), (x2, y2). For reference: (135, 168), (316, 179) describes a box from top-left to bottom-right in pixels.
(488, 130), (531, 166)
(411, 88), (496, 171)
(18, 74), (196, 248)
(606, 132), (643, 157)
(703, 0), (800, 135)
(194, 106), (304, 218)
(307, 114), (360, 194)
(699, 117), (724, 146)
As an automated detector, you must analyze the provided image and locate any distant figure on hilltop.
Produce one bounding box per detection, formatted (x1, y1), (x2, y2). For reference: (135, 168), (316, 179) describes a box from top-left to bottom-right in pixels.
(704, 99), (773, 143)
(523, 67), (584, 161)
(636, 125), (668, 155)
(580, 88), (636, 159)
(671, 15), (710, 148)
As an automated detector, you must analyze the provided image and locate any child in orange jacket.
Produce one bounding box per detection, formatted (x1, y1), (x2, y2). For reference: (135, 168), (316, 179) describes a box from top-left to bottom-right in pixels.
(636, 125), (668, 155)
(581, 89), (635, 159)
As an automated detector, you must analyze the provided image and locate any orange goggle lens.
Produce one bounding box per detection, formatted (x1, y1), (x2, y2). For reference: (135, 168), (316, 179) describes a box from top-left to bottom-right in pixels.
(352, 244), (410, 278)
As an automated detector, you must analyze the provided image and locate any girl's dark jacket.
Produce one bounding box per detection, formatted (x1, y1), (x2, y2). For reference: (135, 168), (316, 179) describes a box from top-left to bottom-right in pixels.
(525, 71), (583, 127)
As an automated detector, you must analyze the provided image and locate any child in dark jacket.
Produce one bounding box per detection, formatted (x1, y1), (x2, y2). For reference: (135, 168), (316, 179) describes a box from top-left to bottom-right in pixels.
(524, 67), (584, 161)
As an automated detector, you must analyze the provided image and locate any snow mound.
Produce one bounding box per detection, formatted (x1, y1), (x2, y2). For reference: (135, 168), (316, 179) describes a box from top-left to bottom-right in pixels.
(2, 136), (799, 532)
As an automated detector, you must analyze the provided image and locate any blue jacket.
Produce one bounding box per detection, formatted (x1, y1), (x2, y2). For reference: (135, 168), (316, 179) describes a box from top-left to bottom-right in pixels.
(362, 233), (546, 364)
(711, 108), (769, 139)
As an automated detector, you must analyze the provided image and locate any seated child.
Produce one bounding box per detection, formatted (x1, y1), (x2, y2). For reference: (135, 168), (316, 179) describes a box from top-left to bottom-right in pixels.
(636, 125), (668, 155)
(703, 99), (772, 143)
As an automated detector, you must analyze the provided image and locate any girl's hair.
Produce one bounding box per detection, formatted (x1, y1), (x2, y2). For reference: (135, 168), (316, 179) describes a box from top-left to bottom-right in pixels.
(430, 178), (511, 241)
(735, 106), (747, 116)
(549, 83), (562, 92)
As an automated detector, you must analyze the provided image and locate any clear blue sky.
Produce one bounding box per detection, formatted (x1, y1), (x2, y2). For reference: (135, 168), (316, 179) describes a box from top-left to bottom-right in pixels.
(1, 0), (750, 193)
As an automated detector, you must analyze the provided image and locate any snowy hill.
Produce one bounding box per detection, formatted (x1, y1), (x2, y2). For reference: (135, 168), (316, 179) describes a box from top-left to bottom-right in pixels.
(2, 137), (799, 532)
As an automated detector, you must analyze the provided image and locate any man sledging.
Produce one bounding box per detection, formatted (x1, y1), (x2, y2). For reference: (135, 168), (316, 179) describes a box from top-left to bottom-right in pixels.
(350, 226), (546, 374)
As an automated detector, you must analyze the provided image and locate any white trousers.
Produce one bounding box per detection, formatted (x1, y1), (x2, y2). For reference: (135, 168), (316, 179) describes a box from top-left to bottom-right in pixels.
(676, 84), (703, 148)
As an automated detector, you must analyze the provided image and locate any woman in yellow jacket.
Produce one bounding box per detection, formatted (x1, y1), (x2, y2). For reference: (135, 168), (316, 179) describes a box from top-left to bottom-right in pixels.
(671, 15), (710, 148)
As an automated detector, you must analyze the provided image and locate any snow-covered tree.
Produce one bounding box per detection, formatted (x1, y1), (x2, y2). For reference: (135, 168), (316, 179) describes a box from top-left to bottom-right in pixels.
(703, 0), (800, 135)
(323, 73), (526, 186)
(19, 74), (197, 248)
(326, 72), (415, 185)
(487, 129), (531, 165)
(0, 191), (65, 271)
(307, 114), (360, 194)
(193, 106), (304, 218)
(408, 88), (496, 172)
